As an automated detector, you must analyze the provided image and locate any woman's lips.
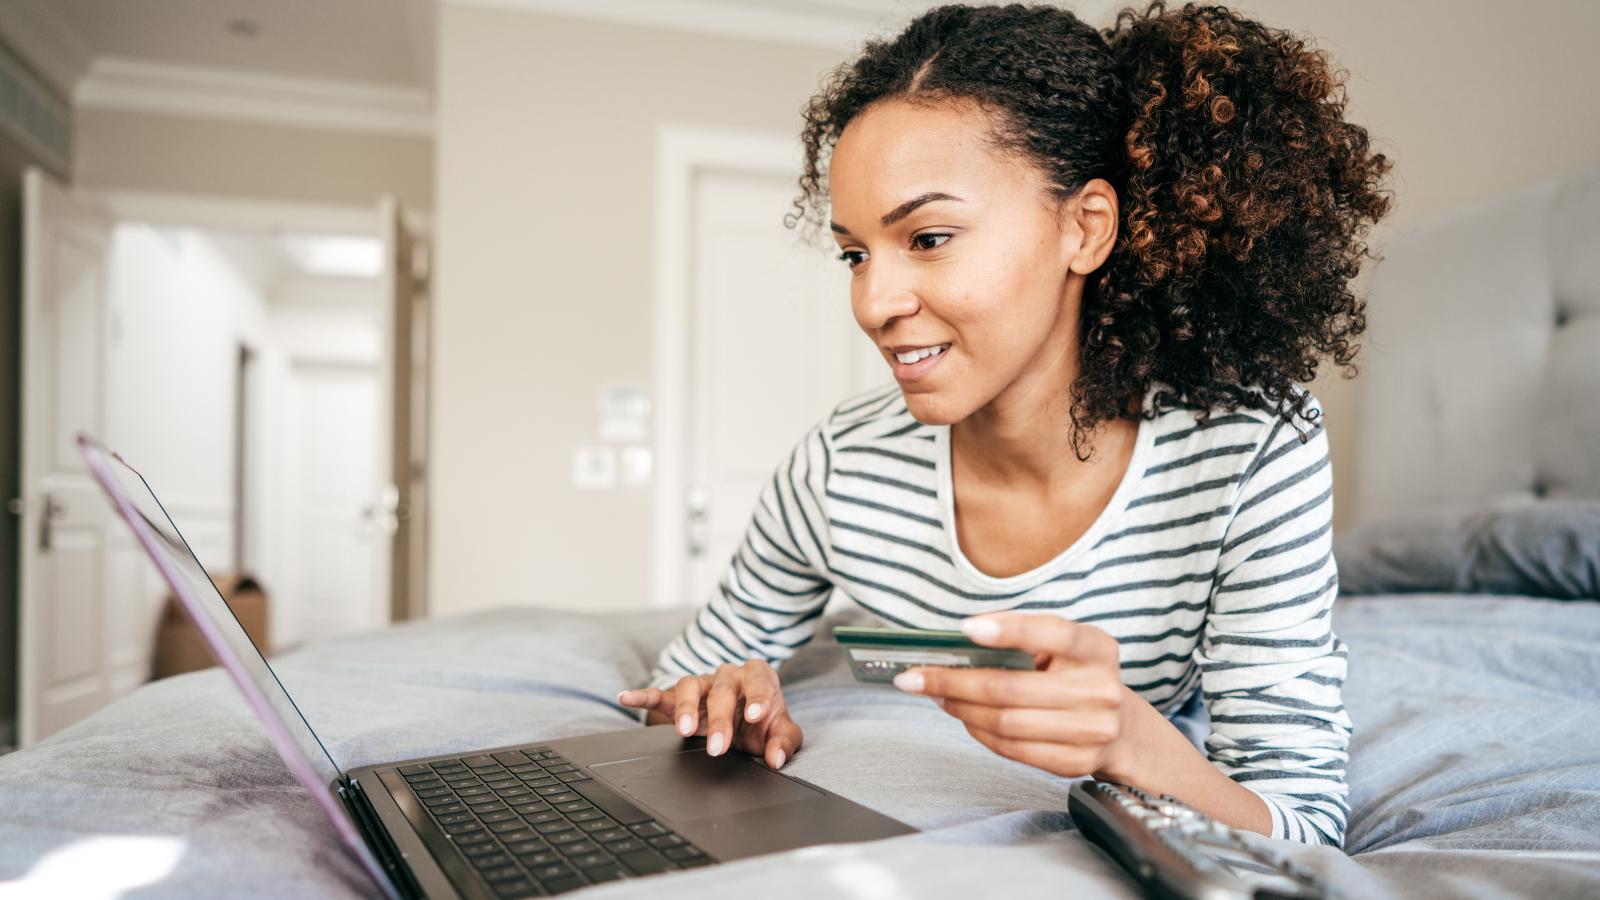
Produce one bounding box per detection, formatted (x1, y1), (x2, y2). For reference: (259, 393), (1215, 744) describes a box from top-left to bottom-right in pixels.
(889, 343), (951, 382)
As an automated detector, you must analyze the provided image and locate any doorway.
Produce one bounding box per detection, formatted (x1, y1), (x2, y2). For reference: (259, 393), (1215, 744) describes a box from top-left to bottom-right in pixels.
(14, 172), (430, 745)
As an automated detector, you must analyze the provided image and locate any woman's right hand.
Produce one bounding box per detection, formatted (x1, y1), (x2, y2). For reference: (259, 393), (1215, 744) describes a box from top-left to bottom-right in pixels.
(618, 660), (802, 770)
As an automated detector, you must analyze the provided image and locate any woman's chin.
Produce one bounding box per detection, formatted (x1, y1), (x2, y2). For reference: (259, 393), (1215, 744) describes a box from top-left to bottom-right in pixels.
(900, 390), (972, 427)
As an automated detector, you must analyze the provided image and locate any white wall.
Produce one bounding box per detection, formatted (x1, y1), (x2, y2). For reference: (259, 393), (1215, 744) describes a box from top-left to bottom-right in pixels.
(431, 8), (848, 617)
(103, 223), (270, 674)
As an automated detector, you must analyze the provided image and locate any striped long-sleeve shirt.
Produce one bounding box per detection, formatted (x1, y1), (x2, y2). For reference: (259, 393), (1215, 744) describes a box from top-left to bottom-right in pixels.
(651, 384), (1352, 845)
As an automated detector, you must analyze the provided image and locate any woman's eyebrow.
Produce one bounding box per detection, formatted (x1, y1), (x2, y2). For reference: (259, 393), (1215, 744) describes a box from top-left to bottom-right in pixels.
(830, 192), (965, 236)
(882, 192), (963, 226)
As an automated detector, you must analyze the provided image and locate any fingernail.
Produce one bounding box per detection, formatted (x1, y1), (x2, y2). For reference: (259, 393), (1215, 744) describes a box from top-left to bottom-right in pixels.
(932, 696), (945, 707)
(678, 715), (693, 736)
(893, 671), (924, 693)
(746, 703), (763, 721)
(962, 617), (1001, 642)
(772, 749), (785, 769)
(708, 732), (725, 756)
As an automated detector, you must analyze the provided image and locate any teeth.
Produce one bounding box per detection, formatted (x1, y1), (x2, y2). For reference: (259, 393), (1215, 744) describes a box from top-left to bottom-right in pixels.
(894, 344), (949, 364)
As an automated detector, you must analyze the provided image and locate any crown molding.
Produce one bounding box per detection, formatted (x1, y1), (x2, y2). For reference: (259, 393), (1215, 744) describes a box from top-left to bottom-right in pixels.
(75, 57), (434, 137)
(444, 0), (906, 51)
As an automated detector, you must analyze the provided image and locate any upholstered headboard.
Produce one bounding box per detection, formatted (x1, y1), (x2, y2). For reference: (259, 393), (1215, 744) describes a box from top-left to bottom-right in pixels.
(1350, 161), (1600, 529)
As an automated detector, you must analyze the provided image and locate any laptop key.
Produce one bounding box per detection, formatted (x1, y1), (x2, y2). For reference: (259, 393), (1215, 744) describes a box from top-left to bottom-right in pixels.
(444, 772), (481, 783)
(398, 764), (431, 776)
(559, 841), (601, 856)
(428, 802), (467, 815)
(508, 764), (544, 774)
(512, 801), (552, 815)
(445, 822), (485, 835)
(437, 812), (475, 825)
(530, 863), (573, 880)
(516, 850), (561, 865)
(457, 786), (492, 797)
(415, 787), (452, 799)
(522, 776), (558, 787)
(430, 759), (464, 769)
(471, 853), (512, 869)
(525, 812), (565, 826)
(570, 852), (610, 869)
(534, 785), (572, 797)
(461, 755), (496, 768)
(489, 821), (530, 834)
(590, 828), (630, 843)
(493, 751), (531, 765)
(555, 801), (592, 813)
(630, 822), (668, 837)
(456, 831), (495, 845)
(497, 787), (533, 799)
(543, 764), (577, 774)
(585, 864), (628, 884)
(481, 811), (519, 824)
(497, 829), (538, 843)
(546, 831), (584, 845)
(480, 865), (523, 882)
(663, 845), (705, 861)
(535, 821), (575, 835)
(556, 773), (591, 783)
(469, 800), (509, 812)
(605, 839), (645, 854)
(647, 834), (684, 848)
(423, 795), (463, 807)
(567, 810), (604, 823)
(463, 841), (503, 857)
(492, 879), (539, 899)
(579, 820), (619, 834)
(539, 875), (584, 895)
(618, 849), (672, 876)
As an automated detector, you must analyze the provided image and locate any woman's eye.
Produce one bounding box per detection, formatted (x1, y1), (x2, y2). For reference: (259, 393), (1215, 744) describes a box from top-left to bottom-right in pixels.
(912, 233), (951, 251)
(837, 249), (869, 268)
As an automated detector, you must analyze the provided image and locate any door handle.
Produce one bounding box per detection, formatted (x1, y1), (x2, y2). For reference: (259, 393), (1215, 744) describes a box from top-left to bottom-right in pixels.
(40, 493), (67, 552)
(686, 485), (709, 557)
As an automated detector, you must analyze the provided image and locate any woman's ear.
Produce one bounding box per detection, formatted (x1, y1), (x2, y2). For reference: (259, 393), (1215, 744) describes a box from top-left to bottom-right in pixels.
(1065, 178), (1119, 275)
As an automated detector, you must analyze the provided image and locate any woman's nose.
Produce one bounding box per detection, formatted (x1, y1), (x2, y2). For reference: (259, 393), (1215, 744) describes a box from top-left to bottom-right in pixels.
(854, 264), (919, 332)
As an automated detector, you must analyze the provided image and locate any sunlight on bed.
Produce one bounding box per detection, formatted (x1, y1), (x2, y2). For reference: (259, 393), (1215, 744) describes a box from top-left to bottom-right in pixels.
(0, 836), (185, 900)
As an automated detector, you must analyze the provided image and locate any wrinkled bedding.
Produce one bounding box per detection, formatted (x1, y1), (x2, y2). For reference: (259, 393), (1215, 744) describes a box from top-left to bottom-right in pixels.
(1, 596), (1597, 900)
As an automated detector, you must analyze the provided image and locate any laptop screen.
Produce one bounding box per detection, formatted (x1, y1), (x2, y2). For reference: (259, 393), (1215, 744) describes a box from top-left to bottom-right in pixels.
(79, 435), (346, 785)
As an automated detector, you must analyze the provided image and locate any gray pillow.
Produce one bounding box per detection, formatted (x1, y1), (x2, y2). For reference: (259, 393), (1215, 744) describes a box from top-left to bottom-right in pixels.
(1335, 501), (1600, 599)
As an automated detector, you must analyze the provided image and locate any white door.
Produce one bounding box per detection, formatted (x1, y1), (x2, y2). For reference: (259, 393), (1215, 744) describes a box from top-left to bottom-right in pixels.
(16, 168), (125, 746)
(681, 169), (885, 607)
(283, 361), (382, 642)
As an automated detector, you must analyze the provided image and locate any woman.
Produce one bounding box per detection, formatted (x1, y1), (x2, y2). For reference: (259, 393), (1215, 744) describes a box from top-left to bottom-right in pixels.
(621, 2), (1389, 845)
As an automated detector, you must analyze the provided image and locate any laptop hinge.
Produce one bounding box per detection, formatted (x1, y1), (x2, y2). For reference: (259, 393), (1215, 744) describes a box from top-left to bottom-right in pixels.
(342, 778), (425, 900)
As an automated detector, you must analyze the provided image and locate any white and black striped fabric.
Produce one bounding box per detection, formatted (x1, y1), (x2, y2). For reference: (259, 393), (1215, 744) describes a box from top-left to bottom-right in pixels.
(652, 384), (1352, 845)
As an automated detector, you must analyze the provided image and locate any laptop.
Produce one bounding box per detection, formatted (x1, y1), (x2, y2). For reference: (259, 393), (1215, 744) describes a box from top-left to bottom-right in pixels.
(80, 435), (916, 899)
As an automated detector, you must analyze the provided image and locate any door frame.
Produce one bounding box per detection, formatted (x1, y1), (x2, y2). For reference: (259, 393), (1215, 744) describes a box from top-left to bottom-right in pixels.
(650, 124), (801, 610)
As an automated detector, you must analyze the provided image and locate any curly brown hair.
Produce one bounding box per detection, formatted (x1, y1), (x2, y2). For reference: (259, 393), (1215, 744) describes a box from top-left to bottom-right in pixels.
(794, 2), (1392, 451)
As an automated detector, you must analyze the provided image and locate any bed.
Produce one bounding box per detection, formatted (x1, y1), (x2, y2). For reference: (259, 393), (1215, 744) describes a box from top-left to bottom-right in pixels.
(2, 163), (1597, 899)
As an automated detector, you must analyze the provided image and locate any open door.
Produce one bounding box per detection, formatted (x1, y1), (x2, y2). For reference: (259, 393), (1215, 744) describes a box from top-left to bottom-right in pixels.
(377, 198), (428, 622)
(16, 168), (122, 745)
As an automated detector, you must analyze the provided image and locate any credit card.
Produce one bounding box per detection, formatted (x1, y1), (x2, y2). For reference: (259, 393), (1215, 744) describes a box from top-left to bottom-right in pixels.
(834, 625), (1035, 684)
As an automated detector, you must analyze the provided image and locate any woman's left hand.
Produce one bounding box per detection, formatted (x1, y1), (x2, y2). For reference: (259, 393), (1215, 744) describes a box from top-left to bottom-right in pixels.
(891, 612), (1136, 780)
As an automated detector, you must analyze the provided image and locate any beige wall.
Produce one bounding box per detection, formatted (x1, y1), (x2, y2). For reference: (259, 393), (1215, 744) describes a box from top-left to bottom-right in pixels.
(75, 108), (434, 210)
(431, 1), (1600, 617)
(431, 7), (846, 616)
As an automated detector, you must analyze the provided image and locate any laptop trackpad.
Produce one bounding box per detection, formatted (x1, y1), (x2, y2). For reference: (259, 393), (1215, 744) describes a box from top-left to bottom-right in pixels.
(591, 750), (822, 822)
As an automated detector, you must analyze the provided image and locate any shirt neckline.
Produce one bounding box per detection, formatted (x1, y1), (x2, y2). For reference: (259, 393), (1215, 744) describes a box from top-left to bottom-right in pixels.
(933, 404), (1156, 592)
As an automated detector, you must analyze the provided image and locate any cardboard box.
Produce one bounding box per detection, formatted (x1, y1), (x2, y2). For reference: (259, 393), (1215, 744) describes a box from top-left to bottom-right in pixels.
(153, 573), (271, 680)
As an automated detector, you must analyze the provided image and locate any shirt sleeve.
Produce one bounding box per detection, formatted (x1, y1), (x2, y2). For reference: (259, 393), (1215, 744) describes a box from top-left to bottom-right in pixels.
(650, 427), (836, 691)
(1199, 405), (1352, 846)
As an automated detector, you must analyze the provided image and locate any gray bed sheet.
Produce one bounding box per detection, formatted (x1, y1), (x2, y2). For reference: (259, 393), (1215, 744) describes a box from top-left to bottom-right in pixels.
(0, 596), (1596, 900)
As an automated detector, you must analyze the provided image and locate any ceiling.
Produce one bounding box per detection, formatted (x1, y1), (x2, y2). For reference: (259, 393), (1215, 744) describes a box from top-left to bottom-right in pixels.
(0, 0), (1121, 113)
(0, 0), (434, 98)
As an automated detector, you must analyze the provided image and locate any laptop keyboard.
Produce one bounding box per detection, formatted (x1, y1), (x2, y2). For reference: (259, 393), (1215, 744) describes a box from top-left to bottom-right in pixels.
(397, 748), (710, 897)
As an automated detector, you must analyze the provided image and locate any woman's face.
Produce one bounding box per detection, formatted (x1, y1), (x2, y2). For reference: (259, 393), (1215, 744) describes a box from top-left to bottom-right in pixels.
(829, 100), (1107, 426)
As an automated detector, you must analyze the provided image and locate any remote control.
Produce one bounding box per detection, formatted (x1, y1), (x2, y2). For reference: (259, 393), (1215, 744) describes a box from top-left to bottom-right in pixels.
(1067, 781), (1331, 900)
